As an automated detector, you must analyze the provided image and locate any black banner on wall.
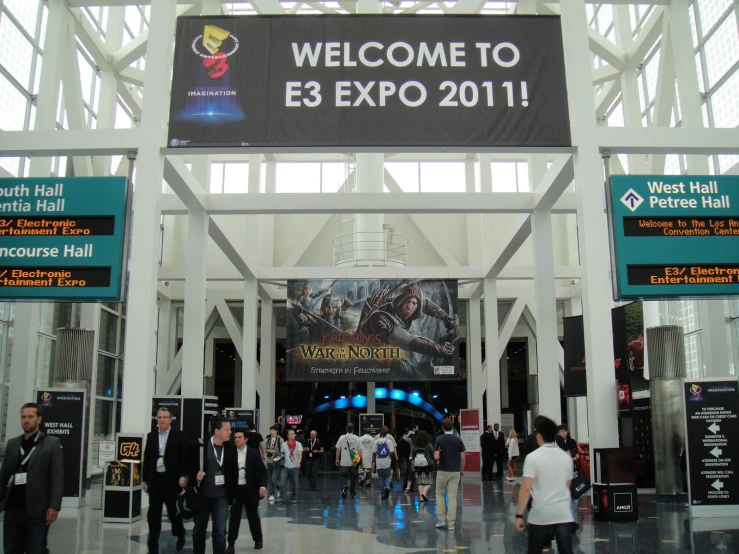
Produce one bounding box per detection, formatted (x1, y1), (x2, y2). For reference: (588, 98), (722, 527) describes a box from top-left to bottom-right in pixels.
(684, 379), (739, 515)
(226, 408), (258, 434)
(168, 15), (571, 149)
(563, 316), (586, 397)
(37, 389), (85, 498)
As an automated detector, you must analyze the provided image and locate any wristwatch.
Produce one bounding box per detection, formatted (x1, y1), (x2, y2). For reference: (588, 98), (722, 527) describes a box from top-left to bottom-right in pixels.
(515, 514), (524, 519)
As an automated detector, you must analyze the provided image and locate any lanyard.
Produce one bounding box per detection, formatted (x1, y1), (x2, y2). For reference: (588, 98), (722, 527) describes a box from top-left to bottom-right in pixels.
(211, 438), (224, 467)
(20, 433), (41, 466)
(310, 439), (317, 450)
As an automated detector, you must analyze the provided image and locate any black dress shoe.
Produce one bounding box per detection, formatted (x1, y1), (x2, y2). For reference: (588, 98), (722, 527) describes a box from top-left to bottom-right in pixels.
(255, 541), (264, 549)
(226, 546), (235, 554)
(176, 533), (186, 551)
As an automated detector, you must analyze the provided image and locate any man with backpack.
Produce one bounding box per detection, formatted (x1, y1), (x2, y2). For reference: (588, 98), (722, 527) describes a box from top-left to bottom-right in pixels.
(335, 423), (363, 499)
(264, 425), (283, 502)
(371, 426), (398, 499)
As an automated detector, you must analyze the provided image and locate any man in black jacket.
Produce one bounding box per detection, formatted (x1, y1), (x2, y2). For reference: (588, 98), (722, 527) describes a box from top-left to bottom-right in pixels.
(193, 416), (238, 554)
(0, 402), (64, 554)
(480, 425), (495, 480)
(227, 430), (268, 552)
(142, 407), (189, 553)
(491, 423), (507, 480)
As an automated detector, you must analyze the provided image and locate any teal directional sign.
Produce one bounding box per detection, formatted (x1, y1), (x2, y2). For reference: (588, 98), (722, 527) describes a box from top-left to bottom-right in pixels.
(607, 175), (739, 299)
(0, 177), (129, 301)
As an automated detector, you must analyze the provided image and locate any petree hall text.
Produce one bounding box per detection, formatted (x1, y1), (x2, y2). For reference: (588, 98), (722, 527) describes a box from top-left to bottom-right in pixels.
(647, 180), (731, 209)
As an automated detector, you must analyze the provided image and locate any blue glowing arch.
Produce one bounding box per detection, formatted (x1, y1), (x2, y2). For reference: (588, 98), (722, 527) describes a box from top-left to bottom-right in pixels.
(313, 388), (443, 422)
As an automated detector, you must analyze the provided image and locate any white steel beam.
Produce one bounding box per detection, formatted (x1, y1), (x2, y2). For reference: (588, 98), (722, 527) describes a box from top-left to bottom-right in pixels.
(163, 156), (207, 211)
(594, 127), (739, 154)
(158, 191), (579, 215)
(592, 65), (622, 86)
(485, 215), (531, 279)
(588, 30), (626, 71)
(0, 129), (144, 156)
(533, 154), (574, 211)
(624, 7), (665, 68)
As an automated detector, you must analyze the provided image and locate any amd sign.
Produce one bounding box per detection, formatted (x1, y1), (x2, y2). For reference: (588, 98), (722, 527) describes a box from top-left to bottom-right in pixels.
(613, 492), (633, 512)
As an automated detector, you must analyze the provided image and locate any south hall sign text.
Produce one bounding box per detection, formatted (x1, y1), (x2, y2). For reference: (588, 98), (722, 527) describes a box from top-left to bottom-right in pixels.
(607, 175), (739, 299)
(0, 177), (129, 301)
(168, 15), (571, 148)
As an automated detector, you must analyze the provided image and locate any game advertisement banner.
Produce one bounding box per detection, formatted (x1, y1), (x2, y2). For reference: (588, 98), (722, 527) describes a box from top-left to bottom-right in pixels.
(286, 279), (459, 381)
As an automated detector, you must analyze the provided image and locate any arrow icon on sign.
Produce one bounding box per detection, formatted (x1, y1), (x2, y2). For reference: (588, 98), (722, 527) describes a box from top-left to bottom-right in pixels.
(708, 423), (720, 434)
(620, 189), (644, 212)
(712, 480), (724, 491)
(710, 447), (723, 458)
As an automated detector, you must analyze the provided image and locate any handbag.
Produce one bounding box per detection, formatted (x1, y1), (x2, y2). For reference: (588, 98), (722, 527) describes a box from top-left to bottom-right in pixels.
(570, 473), (591, 500)
(177, 483), (201, 520)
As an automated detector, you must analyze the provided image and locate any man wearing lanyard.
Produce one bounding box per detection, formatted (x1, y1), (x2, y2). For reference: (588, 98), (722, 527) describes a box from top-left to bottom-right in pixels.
(193, 417), (238, 554)
(0, 402), (63, 554)
(142, 407), (189, 553)
(278, 429), (302, 504)
(302, 430), (324, 492)
(226, 431), (267, 553)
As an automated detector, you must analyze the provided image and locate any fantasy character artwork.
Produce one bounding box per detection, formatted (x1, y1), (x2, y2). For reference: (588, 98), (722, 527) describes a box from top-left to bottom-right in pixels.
(286, 279), (459, 382)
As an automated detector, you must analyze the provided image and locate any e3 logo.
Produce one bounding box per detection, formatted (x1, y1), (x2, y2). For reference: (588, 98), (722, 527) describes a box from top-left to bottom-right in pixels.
(120, 442), (141, 459)
(202, 25), (230, 79)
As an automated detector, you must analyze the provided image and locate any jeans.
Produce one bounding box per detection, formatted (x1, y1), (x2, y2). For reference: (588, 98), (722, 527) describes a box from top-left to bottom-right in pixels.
(401, 458), (415, 488)
(3, 509), (49, 554)
(266, 463), (282, 496)
(435, 471), (460, 525)
(227, 487), (262, 546)
(146, 475), (185, 553)
(193, 495), (229, 554)
(527, 523), (573, 554)
(304, 457), (320, 489)
(279, 467), (299, 501)
(339, 465), (358, 495)
(377, 468), (392, 491)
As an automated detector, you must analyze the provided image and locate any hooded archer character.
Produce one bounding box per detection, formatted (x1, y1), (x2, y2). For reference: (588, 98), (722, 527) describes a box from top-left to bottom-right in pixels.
(359, 282), (457, 357)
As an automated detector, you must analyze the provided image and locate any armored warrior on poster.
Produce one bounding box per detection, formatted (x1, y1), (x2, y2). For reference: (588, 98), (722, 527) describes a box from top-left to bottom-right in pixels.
(288, 289), (357, 342)
(358, 281), (458, 377)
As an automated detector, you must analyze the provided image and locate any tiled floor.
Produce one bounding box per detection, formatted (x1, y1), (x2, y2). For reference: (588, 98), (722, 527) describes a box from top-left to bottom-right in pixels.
(21, 473), (739, 553)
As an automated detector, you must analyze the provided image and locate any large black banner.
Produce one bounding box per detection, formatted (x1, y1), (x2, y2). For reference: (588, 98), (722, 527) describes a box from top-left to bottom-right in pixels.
(563, 302), (645, 398)
(37, 389), (85, 498)
(286, 279), (459, 381)
(684, 379), (739, 513)
(168, 15), (571, 149)
(151, 396), (182, 433)
(360, 414), (384, 436)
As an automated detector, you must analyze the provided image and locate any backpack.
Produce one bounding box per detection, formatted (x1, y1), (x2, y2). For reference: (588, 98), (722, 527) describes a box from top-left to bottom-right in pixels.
(413, 448), (429, 467)
(344, 435), (361, 467)
(376, 440), (390, 460)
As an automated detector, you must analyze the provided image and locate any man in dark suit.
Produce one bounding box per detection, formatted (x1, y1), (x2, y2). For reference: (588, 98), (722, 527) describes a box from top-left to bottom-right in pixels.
(480, 425), (495, 481)
(143, 406), (190, 553)
(193, 416), (239, 554)
(0, 402), (64, 554)
(227, 430), (268, 552)
(491, 423), (507, 480)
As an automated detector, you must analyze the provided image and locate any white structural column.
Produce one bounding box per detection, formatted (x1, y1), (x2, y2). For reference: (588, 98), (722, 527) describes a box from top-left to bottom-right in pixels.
(121, 0), (178, 433)
(241, 278), (260, 410)
(155, 297), (175, 393)
(355, 154), (384, 262)
(467, 292), (484, 412)
(530, 155), (562, 423)
(181, 158), (209, 396)
(367, 383), (376, 414)
(258, 299), (275, 436)
(701, 301), (732, 377)
(6, 305), (41, 434)
(484, 278), (501, 428)
(561, 0), (619, 449)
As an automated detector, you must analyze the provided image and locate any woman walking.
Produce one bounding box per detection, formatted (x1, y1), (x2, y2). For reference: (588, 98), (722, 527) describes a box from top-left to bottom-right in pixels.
(506, 429), (519, 481)
(411, 430), (435, 502)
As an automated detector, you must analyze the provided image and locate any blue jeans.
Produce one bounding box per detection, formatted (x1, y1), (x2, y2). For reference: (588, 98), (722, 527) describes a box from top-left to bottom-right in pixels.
(3, 509), (48, 554)
(280, 467), (299, 501)
(377, 468), (392, 490)
(267, 463), (282, 496)
(193, 495), (228, 554)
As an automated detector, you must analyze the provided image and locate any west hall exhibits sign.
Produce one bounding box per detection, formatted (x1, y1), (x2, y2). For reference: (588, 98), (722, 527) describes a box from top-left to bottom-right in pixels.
(168, 15), (571, 149)
(286, 279), (459, 381)
(0, 177), (129, 301)
(607, 175), (739, 299)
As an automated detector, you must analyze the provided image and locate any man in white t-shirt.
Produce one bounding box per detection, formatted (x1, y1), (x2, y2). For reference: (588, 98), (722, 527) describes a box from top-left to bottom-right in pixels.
(358, 429), (375, 488)
(371, 426), (398, 499)
(335, 424), (363, 499)
(515, 416), (574, 554)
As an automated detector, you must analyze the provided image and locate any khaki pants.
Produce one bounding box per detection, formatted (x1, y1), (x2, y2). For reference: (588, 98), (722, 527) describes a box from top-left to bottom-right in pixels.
(435, 471), (461, 525)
